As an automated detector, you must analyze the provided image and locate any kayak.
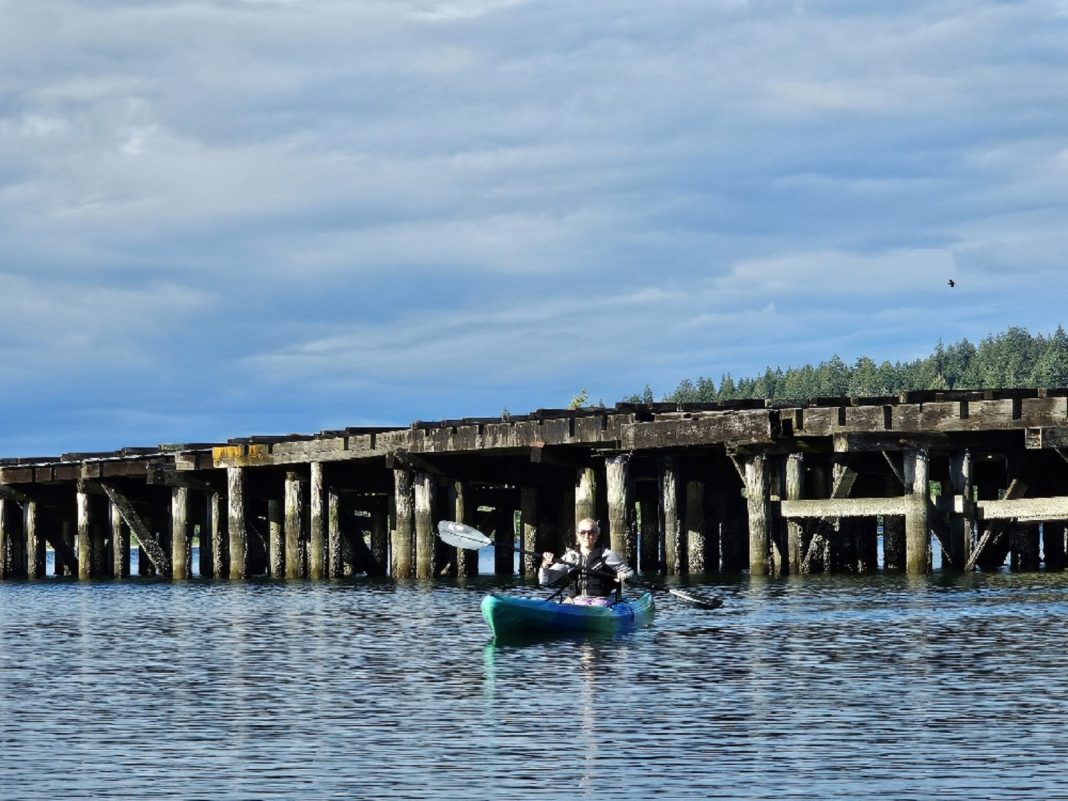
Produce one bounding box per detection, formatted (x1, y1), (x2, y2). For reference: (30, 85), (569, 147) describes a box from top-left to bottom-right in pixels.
(480, 592), (655, 639)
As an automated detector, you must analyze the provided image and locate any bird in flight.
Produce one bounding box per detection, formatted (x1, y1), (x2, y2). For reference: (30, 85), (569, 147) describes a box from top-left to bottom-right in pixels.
(947, 279), (956, 288)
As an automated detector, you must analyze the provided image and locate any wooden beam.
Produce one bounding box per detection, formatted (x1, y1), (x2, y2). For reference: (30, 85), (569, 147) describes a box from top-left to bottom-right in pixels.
(780, 497), (908, 519)
(97, 482), (171, 576)
(975, 496), (1068, 522)
(965, 479), (1027, 571)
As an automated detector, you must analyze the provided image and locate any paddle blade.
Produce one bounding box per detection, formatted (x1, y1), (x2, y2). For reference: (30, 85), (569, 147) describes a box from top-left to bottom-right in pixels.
(668, 588), (723, 609)
(437, 520), (493, 550)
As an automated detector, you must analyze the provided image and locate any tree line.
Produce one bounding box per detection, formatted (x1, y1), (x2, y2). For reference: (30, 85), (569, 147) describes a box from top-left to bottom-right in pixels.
(624, 326), (1068, 405)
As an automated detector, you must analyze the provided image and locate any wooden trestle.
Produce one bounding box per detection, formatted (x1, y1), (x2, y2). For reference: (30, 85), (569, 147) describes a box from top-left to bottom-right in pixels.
(3, 388), (1068, 580)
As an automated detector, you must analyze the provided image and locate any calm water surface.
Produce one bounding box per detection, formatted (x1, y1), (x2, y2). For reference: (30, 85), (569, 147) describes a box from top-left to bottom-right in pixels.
(3, 566), (1068, 800)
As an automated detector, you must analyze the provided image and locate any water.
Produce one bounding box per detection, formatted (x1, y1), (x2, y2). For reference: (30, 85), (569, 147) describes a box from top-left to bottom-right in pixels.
(3, 569), (1068, 801)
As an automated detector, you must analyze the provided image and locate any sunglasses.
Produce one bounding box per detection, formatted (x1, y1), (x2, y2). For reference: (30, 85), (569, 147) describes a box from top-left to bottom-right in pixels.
(577, 529), (597, 536)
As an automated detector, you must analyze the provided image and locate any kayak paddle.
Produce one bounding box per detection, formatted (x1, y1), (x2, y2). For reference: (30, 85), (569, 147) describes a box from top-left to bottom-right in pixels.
(436, 520), (724, 610)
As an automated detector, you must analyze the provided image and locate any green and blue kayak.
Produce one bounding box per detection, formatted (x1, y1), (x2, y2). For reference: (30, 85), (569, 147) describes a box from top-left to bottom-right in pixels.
(481, 592), (655, 639)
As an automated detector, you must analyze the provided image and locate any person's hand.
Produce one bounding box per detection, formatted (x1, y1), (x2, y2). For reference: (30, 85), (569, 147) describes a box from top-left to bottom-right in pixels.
(541, 551), (555, 568)
(617, 571), (629, 583)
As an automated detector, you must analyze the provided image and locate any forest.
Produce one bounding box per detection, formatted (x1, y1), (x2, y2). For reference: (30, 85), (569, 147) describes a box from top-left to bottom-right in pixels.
(624, 326), (1068, 405)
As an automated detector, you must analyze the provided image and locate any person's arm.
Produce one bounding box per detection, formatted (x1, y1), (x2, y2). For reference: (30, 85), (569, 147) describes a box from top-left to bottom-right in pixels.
(601, 549), (635, 582)
(538, 551), (573, 586)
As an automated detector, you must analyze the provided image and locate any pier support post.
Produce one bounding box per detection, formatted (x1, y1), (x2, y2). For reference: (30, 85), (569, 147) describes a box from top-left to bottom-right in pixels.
(451, 481), (478, 577)
(208, 490), (226, 579)
(637, 479), (660, 573)
(685, 479), (706, 574)
(59, 519), (75, 576)
(660, 455), (681, 575)
(606, 455), (632, 563)
(171, 487), (190, 579)
(904, 449), (931, 574)
(393, 469), (414, 578)
(25, 500), (44, 579)
(227, 466), (247, 579)
(1043, 523), (1065, 570)
(414, 472), (435, 579)
(520, 486), (538, 576)
(309, 463), (325, 580)
(575, 466), (597, 525)
(107, 500), (128, 578)
(0, 499), (9, 579)
(77, 486), (93, 580)
(370, 504), (388, 576)
(746, 454), (770, 576)
(948, 450), (973, 570)
(326, 487), (341, 578)
(268, 499), (284, 577)
(285, 472), (304, 579)
(786, 454), (804, 574)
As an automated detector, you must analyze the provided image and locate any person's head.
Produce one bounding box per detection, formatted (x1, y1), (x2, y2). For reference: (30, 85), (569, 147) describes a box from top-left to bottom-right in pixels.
(576, 518), (600, 547)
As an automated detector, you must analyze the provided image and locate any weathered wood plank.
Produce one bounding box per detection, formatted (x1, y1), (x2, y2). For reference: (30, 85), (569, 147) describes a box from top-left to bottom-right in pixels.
(1021, 397), (1068, 427)
(622, 411), (775, 449)
(841, 406), (887, 430)
(976, 496), (1068, 522)
(797, 407), (835, 436)
(781, 497), (908, 519)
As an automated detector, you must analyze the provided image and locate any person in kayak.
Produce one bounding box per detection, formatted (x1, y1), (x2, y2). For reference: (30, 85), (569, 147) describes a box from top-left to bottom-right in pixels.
(539, 518), (634, 606)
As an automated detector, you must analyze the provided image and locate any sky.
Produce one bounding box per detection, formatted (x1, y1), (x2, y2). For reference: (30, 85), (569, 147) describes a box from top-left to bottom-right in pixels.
(2, 0), (1068, 457)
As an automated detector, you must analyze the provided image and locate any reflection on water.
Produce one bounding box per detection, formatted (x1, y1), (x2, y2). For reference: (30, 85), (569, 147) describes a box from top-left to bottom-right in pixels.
(3, 572), (1068, 799)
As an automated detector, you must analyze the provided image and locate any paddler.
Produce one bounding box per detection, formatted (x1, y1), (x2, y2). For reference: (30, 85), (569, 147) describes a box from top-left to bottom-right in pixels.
(539, 518), (634, 605)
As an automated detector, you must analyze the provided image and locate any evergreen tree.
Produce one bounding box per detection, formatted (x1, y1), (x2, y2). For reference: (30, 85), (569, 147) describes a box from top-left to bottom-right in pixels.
(624, 325), (1068, 403)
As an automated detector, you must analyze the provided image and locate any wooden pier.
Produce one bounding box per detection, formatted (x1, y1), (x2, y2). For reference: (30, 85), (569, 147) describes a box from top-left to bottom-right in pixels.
(3, 388), (1068, 580)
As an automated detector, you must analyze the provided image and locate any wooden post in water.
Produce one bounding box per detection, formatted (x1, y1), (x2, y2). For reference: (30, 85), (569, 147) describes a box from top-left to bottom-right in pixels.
(25, 500), (44, 579)
(746, 454), (770, 576)
(60, 519), (75, 577)
(326, 487), (341, 578)
(308, 462), (325, 580)
(414, 472), (435, 579)
(520, 486), (538, 576)
(451, 481), (478, 577)
(1015, 525), (1041, 571)
(267, 499), (284, 577)
(606, 455), (631, 563)
(575, 466), (597, 525)
(227, 466), (247, 579)
(284, 471), (304, 579)
(786, 454), (804, 575)
(393, 469), (414, 578)
(660, 455), (681, 575)
(0, 499), (9, 579)
(948, 450), (973, 571)
(109, 500), (129, 578)
(1043, 522), (1064, 570)
(637, 479), (660, 573)
(208, 490), (226, 579)
(92, 513), (108, 578)
(77, 485), (93, 580)
(369, 504), (388, 576)
(904, 448), (930, 574)
(171, 487), (190, 579)
(685, 479), (705, 574)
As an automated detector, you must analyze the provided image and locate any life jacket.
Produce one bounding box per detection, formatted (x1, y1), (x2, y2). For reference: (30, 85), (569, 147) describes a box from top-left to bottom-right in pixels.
(570, 547), (617, 598)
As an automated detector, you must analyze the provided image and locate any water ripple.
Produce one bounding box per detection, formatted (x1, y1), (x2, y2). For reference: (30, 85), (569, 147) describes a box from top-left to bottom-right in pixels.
(3, 572), (1068, 799)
